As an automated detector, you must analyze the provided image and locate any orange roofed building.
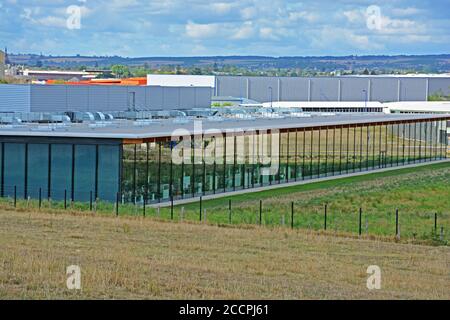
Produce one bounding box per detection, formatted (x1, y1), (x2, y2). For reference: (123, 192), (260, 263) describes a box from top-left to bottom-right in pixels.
(46, 77), (147, 86)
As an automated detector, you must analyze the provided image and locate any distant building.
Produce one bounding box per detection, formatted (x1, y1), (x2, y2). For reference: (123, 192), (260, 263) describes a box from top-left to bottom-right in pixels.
(147, 74), (450, 103)
(46, 77), (147, 86)
(147, 74), (215, 88)
(0, 84), (212, 113)
(21, 69), (107, 81)
(214, 75), (450, 103)
(0, 50), (5, 79)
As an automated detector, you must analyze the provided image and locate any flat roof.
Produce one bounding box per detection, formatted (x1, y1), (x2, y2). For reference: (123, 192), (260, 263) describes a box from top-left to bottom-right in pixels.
(260, 101), (385, 109)
(0, 113), (448, 141)
(384, 101), (450, 113)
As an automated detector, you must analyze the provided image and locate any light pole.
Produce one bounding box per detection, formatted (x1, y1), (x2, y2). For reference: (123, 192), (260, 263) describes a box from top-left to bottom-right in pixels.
(268, 86), (273, 109)
(362, 90), (368, 112)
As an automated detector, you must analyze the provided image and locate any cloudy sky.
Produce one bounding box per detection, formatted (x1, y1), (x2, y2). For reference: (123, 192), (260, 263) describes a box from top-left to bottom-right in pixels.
(1, 0), (449, 57)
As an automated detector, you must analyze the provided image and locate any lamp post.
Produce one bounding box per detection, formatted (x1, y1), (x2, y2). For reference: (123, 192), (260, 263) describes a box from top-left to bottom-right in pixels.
(268, 86), (273, 109)
(362, 89), (368, 112)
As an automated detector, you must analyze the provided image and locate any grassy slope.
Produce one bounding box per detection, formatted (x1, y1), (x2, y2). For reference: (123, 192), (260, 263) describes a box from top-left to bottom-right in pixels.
(155, 162), (450, 242)
(0, 209), (449, 299)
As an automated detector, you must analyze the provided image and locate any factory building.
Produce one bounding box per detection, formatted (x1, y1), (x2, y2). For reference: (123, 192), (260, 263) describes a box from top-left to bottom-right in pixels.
(214, 75), (450, 103)
(0, 113), (447, 203)
(0, 84), (212, 113)
(0, 50), (5, 79)
(146, 74), (450, 103)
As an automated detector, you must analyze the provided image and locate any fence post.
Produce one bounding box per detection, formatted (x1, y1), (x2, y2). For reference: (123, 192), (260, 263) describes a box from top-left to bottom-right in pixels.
(143, 200), (146, 218)
(115, 192), (119, 217)
(228, 199), (232, 224)
(440, 226), (444, 241)
(395, 209), (399, 238)
(324, 204), (327, 230)
(199, 196), (202, 222)
(171, 196), (174, 220)
(89, 191), (93, 211)
(64, 189), (67, 210)
(259, 200), (262, 225)
(359, 208), (362, 236)
(291, 202), (294, 230)
(38, 188), (42, 210)
(434, 213), (437, 234)
(14, 186), (17, 208)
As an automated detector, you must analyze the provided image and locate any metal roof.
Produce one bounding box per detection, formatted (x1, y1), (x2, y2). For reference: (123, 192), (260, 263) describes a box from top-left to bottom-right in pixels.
(384, 101), (450, 113)
(0, 113), (448, 140)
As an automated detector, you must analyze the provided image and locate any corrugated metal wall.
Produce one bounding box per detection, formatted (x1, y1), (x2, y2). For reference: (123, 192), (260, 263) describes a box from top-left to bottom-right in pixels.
(429, 78), (450, 96)
(310, 78), (339, 101)
(26, 85), (211, 112)
(370, 78), (399, 102)
(0, 84), (31, 113)
(340, 78), (369, 101)
(216, 76), (450, 103)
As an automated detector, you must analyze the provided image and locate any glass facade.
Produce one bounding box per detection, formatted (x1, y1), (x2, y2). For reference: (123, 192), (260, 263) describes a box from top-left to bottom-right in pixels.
(0, 118), (447, 204)
(121, 119), (448, 204)
(0, 139), (121, 202)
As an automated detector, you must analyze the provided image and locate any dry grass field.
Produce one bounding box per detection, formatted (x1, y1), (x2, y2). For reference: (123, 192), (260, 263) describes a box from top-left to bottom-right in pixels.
(0, 207), (449, 299)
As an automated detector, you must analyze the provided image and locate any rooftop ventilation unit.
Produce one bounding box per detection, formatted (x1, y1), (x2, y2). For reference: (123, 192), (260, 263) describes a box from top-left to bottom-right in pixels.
(94, 112), (106, 121)
(184, 109), (216, 118)
(0, 116), (22, 125)
(110, 111), (153, 120)
(72, 112), (95, 123)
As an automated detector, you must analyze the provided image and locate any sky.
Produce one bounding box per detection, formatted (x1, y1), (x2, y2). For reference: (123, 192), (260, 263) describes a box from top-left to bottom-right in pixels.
(0, 0), (449, 57)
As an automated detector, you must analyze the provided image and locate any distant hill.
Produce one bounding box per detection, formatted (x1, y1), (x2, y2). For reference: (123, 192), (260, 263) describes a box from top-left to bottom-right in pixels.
(7, 53), (450, 73)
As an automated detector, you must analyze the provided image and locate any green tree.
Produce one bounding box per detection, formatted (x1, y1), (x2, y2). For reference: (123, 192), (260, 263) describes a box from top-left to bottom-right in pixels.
(111, 65), (131, 78)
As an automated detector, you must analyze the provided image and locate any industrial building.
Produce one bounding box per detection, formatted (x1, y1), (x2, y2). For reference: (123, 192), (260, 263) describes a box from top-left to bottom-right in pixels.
(0, 50), (5, 79)
(146, 74), (450, 103)
(0, 84), (212, 113)
(0, 112), (447, 204)
(214, 75), (450, 103)
(0, 74), (449, 205)
(21, 69), (107, 81)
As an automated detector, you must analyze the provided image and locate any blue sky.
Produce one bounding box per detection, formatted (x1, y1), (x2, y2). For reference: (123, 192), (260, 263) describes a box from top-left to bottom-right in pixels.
(1, 0), (449, 57)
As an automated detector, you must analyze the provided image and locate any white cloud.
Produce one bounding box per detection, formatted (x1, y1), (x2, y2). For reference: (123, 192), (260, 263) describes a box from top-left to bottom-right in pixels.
(288, 11), (319, 23)
(343, 9), (364, 23)
(311, 27), (384, 51)
(210, 2), (234, 15)
(240, 7), (257, 20)
(185, 21), (219, 39)
(231, 22), (254, 40)
(377, 16), (426, 34)
(391, 7), (422, 16)
(259, 27), (278, 40)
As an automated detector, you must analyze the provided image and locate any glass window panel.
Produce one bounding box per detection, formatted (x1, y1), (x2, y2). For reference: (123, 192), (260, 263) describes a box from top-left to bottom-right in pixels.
(98, 145), (120, 202)
(279, 131), (288, 182)
(50, 144), (72, 200)
(204, 136), (215, 195)
(233, 134), (244, 190)
(74, 144), (96, 202)
(135, 143), (148, 202)
(171, 139), (183, 199)
(148, 142), (159, 202)
(288, 130), (297, 181)
(27, 143), (49, 199)
(4, 143), (25, 198)
(160, 140), (172, 201)
(121, 144), (136, 202)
